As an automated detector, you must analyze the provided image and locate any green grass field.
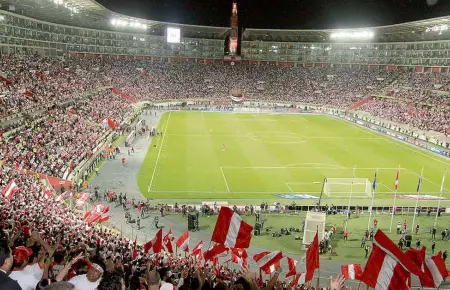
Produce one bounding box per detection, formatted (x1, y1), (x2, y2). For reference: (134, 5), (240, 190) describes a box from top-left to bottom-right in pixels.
(137, 111), (450, 206)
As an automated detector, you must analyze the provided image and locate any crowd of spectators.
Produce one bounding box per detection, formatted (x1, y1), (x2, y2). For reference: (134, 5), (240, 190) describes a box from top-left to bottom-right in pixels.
(0, 167), (349, 290)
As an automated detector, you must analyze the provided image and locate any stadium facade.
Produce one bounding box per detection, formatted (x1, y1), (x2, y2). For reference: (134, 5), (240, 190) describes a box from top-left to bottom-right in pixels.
(2, 0), (450, 69)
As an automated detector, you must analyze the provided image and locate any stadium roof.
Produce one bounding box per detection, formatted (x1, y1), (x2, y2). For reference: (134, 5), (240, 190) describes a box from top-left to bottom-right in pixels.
(2, 0), (450, 43)
(243, 16), (450, 43)
(0, 0), (230, 39)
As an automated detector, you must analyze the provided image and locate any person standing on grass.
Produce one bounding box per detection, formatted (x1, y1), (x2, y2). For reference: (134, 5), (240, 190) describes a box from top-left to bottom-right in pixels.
(361, 235), (367, 248)
(222, 143), (226, 152)
(432, 226), (437, 239)
(415, 224), (420, 235)
(343, 229), (348, 241)
(432, 240), (436, 254)
(373, 219), (378, 231)
(403, 220), (407, 231)
(365, 245), (370, 258)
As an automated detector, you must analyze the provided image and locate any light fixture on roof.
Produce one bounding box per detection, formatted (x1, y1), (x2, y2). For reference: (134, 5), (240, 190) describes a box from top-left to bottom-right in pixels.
(425, 24), (448, 33)
(330, 30), (374, 39)
(110, 18), (147, 30)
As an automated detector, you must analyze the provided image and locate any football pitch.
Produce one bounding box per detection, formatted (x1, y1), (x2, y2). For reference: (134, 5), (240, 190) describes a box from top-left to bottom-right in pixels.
(137, 111), (450, 206)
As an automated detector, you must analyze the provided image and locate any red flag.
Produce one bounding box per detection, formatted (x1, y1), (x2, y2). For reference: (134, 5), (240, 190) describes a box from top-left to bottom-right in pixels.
(341, 264), (363, 280)
(212, 207), (253, 248)
(305, 232), (319, 283)
(24, 90), (33, 97)
(144, 228), (163, 254)
(253, 251), (283, 274)
(406, 248), (448, 288)
(394, 169), (399, 190)
(2, 180), (19, 200)
(229, 248), (248, 269)
(175, 231), (190, 252)
(163, 229), (174, 254)
(204, 243), (228, 261)
(192, 240), (203, 256)
(291, 273), (307, 286)
(286, 257), (298, 278)
(361, 230), (433, 290)
(98, 213), (110, 223)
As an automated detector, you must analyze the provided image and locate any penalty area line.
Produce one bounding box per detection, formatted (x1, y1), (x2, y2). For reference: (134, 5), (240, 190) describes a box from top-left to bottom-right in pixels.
(220, 167), (231, 192)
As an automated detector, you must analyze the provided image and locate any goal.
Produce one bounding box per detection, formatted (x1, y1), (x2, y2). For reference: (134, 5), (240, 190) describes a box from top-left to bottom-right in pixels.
(323, 178), (372, 197)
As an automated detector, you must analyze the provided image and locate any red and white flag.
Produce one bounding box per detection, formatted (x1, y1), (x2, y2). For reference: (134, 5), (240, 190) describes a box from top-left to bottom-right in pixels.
(204, 243), (228, 262)
(253, 251), (283, 274)
(2, 180), (19, 200)
(98, 213), (110, 223)
(212, 207), (253, 248)
(192, 240), (203, 256)
(406, 248), (448, 288)
(163, 229), (174, 254)
(225, 248), (248, 269)
(144, 228), (163, 254)
(361, 230), (433, 290)
(291, 273), (307, 286)
(176, 230), (190, 252)
(341, 264), (363, 280)
(305, 232), (320, 283)
(286, 257), (298, 278)
(394, 170), (399, 191)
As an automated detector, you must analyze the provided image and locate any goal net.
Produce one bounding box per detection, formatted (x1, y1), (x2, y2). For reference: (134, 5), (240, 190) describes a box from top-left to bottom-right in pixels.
(323, 178), (372, 198)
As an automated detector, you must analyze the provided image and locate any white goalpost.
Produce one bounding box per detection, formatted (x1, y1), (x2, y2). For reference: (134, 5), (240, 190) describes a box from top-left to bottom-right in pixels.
(323, 178), (372, 198)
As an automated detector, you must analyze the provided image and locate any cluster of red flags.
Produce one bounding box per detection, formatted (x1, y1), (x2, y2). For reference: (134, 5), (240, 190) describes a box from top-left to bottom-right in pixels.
(83, 204), (109, 225)
(336, 230), (448, 290)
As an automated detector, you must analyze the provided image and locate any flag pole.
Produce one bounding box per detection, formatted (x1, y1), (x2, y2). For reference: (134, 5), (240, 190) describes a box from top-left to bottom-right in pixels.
(367, 168), (378, 231)
(411, 167), (424, 234)
(434, 169), (447, 228)
(389, 165), (400, 233)
(345, 165), (357, 231)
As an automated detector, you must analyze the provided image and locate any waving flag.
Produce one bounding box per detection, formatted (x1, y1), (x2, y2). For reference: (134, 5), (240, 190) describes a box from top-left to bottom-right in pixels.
(144, 228), (163, 254)
(163, 229), (174, 254)
(253, 251), (283, 274)
(212, 207), (253, 248)
(372, 170), (377, 191)
(192, 240), (203, 256)
(361, 230), (433, 290)
(286, 257), (298, 278)
(305, 232), (320, 283)
(176, 230), (190, 252)
(341, 264), (363, 280)
(394, 170), (399, 191)
(2, 180), (19, 200)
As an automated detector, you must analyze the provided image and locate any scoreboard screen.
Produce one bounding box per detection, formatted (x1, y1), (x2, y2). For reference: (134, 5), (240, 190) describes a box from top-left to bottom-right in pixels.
(166, 27), (181, 43)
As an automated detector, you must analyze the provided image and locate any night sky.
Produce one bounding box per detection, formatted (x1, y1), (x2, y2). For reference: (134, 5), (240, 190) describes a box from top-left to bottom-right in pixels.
(97, 0), (450, 29)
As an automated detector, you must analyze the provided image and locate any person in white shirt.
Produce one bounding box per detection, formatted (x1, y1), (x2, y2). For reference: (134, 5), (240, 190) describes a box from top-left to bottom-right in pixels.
(9, 246), (41, 290)
(68, 260), (105, 290)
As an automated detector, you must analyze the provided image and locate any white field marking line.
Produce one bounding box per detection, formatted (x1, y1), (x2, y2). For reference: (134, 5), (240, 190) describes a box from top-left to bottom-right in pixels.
(331, 116), (450, 166)
(284, 183), (294, 193)
(220, 166), (231, 192)
(220, 166), (401, 170)
(148, 111), (171, 191)
(148, 189), (444, 194)
(401, 167), (450, 192)
(283, 163), (346, 168)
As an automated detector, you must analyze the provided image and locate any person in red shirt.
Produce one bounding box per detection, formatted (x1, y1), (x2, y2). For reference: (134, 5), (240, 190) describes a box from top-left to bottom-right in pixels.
(403, 220), (407, 230)
(122, 157), (125, 166)
(343, 229), (349, 241)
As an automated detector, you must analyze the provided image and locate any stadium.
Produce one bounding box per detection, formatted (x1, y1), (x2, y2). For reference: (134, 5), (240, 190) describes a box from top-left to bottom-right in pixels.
(0, 0), (450, 289)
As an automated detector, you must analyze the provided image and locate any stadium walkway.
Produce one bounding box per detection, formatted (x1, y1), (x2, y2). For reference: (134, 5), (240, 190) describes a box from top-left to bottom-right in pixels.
(90, 111), (362, 287)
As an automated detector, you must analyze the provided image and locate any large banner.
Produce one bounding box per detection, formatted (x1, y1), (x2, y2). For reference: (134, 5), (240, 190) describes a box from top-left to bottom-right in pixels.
(229, 90), (244, 103)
